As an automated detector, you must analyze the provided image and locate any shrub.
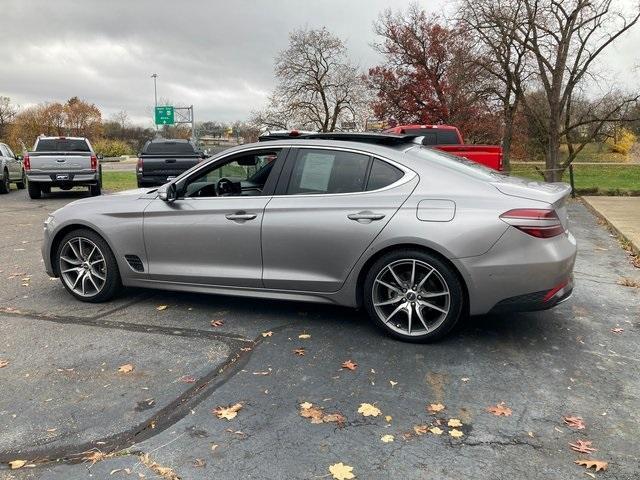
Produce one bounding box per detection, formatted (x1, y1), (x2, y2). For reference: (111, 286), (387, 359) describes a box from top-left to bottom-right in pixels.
(92, 138), (134, 157)
(607, 128), (637, 155)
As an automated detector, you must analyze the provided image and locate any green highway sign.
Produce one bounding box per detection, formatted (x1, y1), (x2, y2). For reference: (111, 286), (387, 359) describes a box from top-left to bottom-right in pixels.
(155, 106), (174, 125)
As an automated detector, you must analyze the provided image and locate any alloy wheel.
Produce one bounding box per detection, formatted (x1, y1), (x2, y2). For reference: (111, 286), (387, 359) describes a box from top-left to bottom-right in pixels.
(59, 237), (107, 297)
(372, 259), (450, 337)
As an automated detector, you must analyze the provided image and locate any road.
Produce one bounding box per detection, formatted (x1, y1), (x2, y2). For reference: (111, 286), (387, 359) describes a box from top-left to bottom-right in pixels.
(0, 187), (639, 479)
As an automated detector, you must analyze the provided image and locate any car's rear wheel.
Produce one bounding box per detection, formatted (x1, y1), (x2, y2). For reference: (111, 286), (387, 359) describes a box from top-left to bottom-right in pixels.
(0, 170), (9, 194)
(56, 229), (121, 302)
(89, 182), (101, 196)
(363, 249), (464, 342)
(27, 180), (41, 199)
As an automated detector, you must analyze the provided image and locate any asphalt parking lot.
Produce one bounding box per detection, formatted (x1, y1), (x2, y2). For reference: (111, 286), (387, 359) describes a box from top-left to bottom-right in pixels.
(1, 188), (639, 479)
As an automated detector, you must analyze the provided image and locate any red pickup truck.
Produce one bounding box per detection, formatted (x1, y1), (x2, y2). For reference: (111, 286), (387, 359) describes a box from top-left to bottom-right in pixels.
(384, 124), (503, 171)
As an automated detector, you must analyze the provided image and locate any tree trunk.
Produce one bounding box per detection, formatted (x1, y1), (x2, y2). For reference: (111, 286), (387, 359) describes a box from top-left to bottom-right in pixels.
(546, 115), (562, 182)
(502, 110), (514, 172)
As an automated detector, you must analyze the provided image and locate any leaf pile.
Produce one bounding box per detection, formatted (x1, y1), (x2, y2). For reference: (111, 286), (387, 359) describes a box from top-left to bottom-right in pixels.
(299, 402), (346, 426)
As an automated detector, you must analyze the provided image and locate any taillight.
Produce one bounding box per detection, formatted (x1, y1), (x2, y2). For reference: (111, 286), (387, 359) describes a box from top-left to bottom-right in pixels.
(90, 155), (98, 171)
(137, 157), (143, 172)
(499, 209), (565, 238)
(23, 154), (31, 171)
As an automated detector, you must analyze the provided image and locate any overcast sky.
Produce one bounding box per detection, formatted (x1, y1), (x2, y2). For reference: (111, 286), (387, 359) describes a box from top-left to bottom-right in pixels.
(1, 0), (638, 128)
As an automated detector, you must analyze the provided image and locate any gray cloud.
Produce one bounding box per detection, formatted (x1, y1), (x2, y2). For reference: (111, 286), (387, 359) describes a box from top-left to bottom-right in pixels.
(0, 0), (637, 127)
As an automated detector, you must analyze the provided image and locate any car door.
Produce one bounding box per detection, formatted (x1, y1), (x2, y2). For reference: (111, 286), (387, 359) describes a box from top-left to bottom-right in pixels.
(261, 147), (417, 292)
(142, 147), (287, 287)
(3, 145), (19, 179)
(0, 145), (12, 178)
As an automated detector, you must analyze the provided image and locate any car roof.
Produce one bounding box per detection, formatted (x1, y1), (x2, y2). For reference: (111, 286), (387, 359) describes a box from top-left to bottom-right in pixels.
(37, 136), (87, 140)
(149, 138), (192, 143)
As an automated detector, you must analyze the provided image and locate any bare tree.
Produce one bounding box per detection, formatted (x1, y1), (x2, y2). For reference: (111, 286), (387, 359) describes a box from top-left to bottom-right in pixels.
(111, 110), (129, 130)
(253, 27), (367, 132)
(517, 0), (640, 181)
(459, 0), (532, 170)
(0, 96), (18, 139)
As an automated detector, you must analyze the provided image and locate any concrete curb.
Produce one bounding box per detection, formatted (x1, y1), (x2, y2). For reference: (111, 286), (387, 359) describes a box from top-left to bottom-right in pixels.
(581, 197), (640, 257)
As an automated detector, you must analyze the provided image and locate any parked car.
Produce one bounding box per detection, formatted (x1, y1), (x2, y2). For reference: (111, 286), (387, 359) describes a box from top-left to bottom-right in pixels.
(41, 133), (576, 342)
(24, 136), (102, 199)
(384, 124), (503, 170)
(137, 138), (207, 187)
(0, 142), (25, 194)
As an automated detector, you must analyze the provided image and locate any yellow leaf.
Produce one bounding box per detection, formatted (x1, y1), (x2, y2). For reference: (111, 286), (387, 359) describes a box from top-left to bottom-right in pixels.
(300, 402), (313, 410)
(213, 403), (243, 420)
(429, 426), (443, 435)
(427, 403), (445, 413)
(448, 418), (463, 427)
(298, 333), (311, 339)
(449, 428), (464, 438)
(156, 305), (168, 311)
(385, 415), (392, 423)
(117, 363), (134, 374)
(0, 359), (9, 368)
(9, 460), (27, 470)
(329, 462), (355, 480)
(358, 403), (381, 417)
(381, 434), (394, 443)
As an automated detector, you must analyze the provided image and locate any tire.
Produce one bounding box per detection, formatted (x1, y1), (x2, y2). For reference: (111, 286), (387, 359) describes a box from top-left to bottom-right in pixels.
(16, 170), (25, 189)
(27, 180), (41, 199)
(89, 182), (101, 196)
(363, 249), (465, 342)
(0, 170), (9, 194)
(56, 229), (121, 303)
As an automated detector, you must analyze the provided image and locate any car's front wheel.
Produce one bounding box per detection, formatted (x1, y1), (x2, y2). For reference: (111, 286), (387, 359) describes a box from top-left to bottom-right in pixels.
(56, 229), (121, 302)
(363, 249), (464, 342)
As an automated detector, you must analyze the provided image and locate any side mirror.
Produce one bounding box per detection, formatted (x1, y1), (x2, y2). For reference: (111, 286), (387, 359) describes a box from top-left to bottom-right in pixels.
(15, 154), (23, 161)
(159, 183), (178, 203)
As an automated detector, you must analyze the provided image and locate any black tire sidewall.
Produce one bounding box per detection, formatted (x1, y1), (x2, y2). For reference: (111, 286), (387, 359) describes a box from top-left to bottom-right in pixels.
(56, 229), (121, 303)
(0, 170), (9, 194)
(27, 180), (41, 198)
(363, 249), (464, 343)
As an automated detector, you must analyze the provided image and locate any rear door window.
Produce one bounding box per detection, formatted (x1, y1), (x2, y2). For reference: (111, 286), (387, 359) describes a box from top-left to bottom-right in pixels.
(35, 139), (90, 152)
(145, 142), (197, 155)
(286, 149), (371, 195)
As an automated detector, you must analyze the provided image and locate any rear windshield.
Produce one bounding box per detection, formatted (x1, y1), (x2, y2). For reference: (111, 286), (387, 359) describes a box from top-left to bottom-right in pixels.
(35, 138), (90, 152)
(144, 141), (197, 155)
(408, 146), (505, 181)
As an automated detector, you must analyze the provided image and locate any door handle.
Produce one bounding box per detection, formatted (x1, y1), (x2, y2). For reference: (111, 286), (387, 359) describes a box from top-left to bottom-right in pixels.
(347, 211), (386, 222)
(226, 212), (257, 221)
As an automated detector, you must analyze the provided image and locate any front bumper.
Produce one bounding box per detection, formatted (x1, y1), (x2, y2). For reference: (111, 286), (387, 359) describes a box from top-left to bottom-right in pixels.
(42, 218), (56, 277)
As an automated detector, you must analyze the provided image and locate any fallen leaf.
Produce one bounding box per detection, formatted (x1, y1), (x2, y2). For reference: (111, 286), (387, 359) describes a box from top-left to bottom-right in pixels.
(563, 416), (586, 430)
(322, 413), (346, 425)
(299, 404), (345, 426)
(118, 363), (134, 374)
(213, 403), (243, 420)
(341, 360), (357, 371)
(389, 380), (397, 387)
(293, 348), (306, 356)
(449, 428), (464, 438)
(447, 418), (463, 427)
(461, 377), (470, 382)
(262, 331), (273, 337)
(570, 439), (597, 454)
(617, 277), (640, 288)
(298, 333), (311, 339)
(610, 327), (624, 334)
(358, 403), (381, 417)
(574, 459), (608, 472)
(156, 305), (168, 311)
(193, 458), (206, 468)
(110, 469), (122, 475)
(210, 320), (224, 327)
(429, 426), (443, 435)
(0, 359), (9, 368)
(381, 434), (394, 443)
(211, 443), (219, 452)
(9, 460), (27, 470)
(179, 375), (196, 383)
(300, 401), (313, 410)
(487, 402), (512, 416)
(329, 462), (355, 480)
(414, 424), (429, 435)
(427, 403), (445, 414)
(385, 415), (392, 423)
(300, 405), (325, 424)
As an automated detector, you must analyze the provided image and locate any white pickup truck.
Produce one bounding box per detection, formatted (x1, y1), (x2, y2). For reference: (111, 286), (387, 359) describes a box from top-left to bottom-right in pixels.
(24, 136), (102, 199)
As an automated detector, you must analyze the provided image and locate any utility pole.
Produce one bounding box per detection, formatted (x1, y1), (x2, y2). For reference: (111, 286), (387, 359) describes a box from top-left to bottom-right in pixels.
(151, 73), (158, 131)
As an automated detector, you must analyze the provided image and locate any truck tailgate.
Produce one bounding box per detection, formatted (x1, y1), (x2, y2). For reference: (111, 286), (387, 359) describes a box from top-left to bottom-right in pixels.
(141, 155), (201, 177)
(28, 153), (93, 171)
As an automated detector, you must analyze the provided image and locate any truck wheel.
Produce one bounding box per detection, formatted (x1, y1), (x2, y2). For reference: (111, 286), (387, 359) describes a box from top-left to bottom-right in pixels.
(89, 183), (101, 196)
(27, 181), (41, 199)
(16, 170), (26, 189)
(0, 170), (9, 194)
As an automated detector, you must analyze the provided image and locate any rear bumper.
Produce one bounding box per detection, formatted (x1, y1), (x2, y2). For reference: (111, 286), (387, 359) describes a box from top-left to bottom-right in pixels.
(26, 171), (99, 184)
(456, 227), (577, 315)
(137, 174), (171, 187)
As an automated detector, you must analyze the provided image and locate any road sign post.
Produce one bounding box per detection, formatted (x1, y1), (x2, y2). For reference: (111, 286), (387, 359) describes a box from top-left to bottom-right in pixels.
(155, 106), (175, 125)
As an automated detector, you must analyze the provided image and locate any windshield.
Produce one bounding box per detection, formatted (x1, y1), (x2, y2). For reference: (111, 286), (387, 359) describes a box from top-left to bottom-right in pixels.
(407, 146), (505, 181)
(35, 138), (90, 152)
(145, 141), (197, 155)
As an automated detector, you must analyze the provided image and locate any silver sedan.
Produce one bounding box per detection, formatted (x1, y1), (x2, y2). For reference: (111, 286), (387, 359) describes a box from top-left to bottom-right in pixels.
(42, 135), (576, 341)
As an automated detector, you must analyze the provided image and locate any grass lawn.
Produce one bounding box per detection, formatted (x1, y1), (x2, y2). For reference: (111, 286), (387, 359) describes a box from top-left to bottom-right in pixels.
(510, 164), (640, 195)
(102, 171), (137, 192)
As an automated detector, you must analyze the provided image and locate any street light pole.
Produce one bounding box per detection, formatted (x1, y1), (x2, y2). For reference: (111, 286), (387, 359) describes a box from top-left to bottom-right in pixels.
(151, 73), (158, 131)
